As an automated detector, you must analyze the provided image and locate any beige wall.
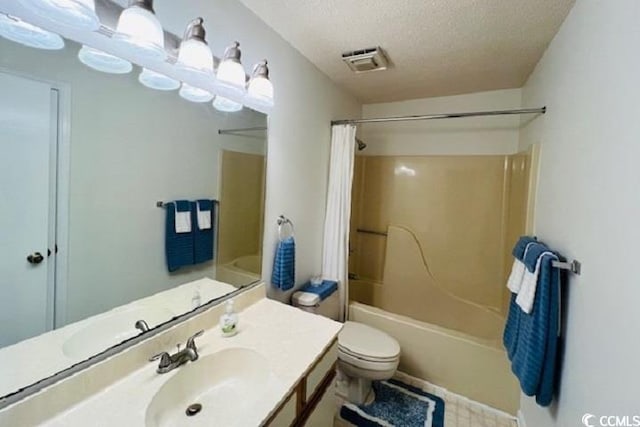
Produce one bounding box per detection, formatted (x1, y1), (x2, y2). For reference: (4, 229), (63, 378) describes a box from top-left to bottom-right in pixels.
(350, 154), (530, 320)
(217, 150), (266, 267)
(517, 1), (640, 423)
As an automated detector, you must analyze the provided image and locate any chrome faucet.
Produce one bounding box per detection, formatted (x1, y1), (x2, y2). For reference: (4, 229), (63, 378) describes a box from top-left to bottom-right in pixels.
(150, 330), (204, 374)
(135, 319), (150, 333)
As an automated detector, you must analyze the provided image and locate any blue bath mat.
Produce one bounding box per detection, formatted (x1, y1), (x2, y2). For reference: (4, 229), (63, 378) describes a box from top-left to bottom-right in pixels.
(340, 378), (445, 427)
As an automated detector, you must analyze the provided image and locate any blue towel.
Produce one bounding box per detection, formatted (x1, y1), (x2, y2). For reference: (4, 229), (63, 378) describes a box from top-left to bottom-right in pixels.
(301, 280), (338, 300)
(165, 201), (194, 272)
(523, 242), (552, 272)
(512, 236), (538, 260)
(503, 241), (561, 407)
(193, 200), (216, 264)
(271, 237), (295, 291)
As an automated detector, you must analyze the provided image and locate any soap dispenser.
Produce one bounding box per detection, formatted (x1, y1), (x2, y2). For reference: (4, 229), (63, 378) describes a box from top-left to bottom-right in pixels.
(219, 299), (239, 337)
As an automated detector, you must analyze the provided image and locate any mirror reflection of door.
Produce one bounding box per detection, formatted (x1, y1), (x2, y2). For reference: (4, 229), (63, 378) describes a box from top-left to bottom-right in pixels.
(0, 71), (60, 347)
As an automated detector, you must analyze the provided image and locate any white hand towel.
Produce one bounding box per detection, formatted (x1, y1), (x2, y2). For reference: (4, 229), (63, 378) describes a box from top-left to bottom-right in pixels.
(174, 205), (192, 234)
(506, 242), (536, 293)
(196, 201), (212, 230)
(516, 251), (557, 313)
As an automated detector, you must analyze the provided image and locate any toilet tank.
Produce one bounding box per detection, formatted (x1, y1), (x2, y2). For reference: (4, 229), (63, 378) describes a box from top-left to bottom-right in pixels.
(292, 288), (340, 321)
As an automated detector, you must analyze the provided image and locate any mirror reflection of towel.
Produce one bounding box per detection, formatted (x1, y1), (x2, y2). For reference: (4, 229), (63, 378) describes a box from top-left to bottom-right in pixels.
(165, 201), (195, 272)
(272, 237), (295, 291)
(193, 200), (216, 264)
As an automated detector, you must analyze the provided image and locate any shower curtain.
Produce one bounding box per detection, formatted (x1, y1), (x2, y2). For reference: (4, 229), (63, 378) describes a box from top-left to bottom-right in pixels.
(321, 124), (356, 321)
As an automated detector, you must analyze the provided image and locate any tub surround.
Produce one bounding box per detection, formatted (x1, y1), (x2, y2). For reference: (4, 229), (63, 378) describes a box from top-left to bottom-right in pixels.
(0, 284), (342, 426)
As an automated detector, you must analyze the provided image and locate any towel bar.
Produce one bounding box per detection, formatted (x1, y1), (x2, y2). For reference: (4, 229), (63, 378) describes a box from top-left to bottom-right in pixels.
(551, 259), (581, 275)
(356, 228), (388, 237)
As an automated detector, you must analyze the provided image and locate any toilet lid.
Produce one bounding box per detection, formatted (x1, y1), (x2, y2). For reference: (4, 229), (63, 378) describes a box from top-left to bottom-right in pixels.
(338, 321), (400, 360)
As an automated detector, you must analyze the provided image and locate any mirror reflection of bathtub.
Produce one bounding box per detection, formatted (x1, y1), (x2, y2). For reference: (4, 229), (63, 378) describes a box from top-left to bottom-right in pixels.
(216, 255), (262, 287)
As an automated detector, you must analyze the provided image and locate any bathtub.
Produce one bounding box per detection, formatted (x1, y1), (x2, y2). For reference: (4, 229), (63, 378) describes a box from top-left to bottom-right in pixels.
(349, 301), (519, 414)
(216, 254), (261, 287)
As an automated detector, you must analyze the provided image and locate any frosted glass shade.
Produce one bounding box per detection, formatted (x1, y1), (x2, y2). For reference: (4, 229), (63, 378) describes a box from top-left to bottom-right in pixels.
(247, 76), (274, 108)
(212, 96), (242, 113)
(0, 14), (64, 50)
(177, 38), (213, 75)
(19, 0), (100, 31)
(139, 68), (180, 91)
(113, 4), (166, 61)
(78, 45), (132, 74)
(179, 83), (213, 103)
(216, 60), (246, 91)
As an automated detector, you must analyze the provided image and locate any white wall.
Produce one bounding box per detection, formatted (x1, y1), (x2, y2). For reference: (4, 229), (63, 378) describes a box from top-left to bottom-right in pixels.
(361, 89), (522, 156)
(151, 1), (362, 302)
(518, 1), (640, 424)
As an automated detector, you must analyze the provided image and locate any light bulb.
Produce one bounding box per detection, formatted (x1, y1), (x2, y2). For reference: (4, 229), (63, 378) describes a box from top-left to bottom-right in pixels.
(18, 0), (100, 31)
(213, 96), (242, 113)
(113, 0), (166, 61)
(78, 45), (132, 74)
(0, 14), (64, 50)
(215, 42), (246, 95)
(179, 83), (213, 103)
(247, 60), (274, 108)
(176, 18), (213, 77)
(139, 68), (180, 91)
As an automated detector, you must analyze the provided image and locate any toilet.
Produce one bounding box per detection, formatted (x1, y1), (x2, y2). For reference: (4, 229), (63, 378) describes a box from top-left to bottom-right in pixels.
(292, 283), (401, 405)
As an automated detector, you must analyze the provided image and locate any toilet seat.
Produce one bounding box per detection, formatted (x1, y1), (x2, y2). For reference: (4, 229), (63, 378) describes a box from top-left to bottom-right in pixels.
(338, 321), (400, 370)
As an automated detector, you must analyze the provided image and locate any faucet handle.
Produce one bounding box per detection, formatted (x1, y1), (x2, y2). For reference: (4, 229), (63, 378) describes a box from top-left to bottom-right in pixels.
(186, 330), (204, 351)
(150, 351), (171, 367)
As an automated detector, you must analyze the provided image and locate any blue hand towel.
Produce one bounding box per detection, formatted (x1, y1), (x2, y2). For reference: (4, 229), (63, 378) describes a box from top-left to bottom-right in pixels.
(165, 201), (195, 272)
(503, 244), (561, 407)
(193, 200), (216, 264)
(512, 236), (538, 260)
(301, 280), (338, 300)
(271, 237), (295, 291)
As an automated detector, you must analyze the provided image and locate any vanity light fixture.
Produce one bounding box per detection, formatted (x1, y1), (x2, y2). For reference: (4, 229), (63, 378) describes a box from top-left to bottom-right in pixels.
(246, 60), (274, 108)
(18, 0), (100, 31)
(212, 95), (243, 113)
(113, 0), (166, 62)
(176, 17), (214, 78)
(78, 45), (133, 74)
(139, 68), (180, 91)
(215, 41), (246, 95)
(0, 13), (64, 50)
(179, 83), (214, 103)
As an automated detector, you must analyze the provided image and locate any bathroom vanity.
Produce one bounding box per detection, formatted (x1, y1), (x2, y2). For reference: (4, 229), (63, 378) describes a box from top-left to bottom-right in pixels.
(0, 284), (342, 426)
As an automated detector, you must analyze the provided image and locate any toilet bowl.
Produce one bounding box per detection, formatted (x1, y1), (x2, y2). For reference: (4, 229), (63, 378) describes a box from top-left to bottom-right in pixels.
(337, 321), (400, 405)
(291, 285), (401, 405)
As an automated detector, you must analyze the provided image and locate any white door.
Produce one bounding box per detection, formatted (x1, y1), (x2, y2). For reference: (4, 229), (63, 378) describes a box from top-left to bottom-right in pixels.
(0, 72), (58, 347)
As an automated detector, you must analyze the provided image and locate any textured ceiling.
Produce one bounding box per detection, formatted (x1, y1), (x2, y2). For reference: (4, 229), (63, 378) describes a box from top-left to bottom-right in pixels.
(238, 0), (575, 103)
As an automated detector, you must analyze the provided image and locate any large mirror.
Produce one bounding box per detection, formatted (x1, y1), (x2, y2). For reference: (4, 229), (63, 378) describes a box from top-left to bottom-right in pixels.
(0, 33), (266, 398)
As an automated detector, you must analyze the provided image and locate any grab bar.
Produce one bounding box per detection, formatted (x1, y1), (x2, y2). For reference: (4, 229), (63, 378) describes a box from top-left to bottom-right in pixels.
(356, 228), (388, 237)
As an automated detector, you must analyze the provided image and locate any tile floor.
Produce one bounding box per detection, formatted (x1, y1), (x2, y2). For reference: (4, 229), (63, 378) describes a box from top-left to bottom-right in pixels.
(335, 371), (518, 427)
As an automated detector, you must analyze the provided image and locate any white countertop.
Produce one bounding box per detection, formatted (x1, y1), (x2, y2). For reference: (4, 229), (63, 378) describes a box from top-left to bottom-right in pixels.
(0, 278), (236, 398)
(40, 298), (342, 427)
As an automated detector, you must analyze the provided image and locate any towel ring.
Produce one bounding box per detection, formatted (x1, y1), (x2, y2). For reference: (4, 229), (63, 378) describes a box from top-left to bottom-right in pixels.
(277, 215), (295, 241)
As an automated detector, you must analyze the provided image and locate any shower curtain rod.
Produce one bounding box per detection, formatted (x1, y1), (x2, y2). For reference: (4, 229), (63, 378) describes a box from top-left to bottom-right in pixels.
(218, 126), (267, 135)
(331, 107), (546, 126)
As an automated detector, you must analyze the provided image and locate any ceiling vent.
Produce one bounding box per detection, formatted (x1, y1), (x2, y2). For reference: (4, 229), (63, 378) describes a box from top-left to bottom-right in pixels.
(342, 47), (389, 73)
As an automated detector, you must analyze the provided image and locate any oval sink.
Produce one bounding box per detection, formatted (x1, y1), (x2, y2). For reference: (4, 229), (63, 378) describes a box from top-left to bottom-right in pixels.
(145, 348), (272, 427)
(62, 305), (175, 360)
